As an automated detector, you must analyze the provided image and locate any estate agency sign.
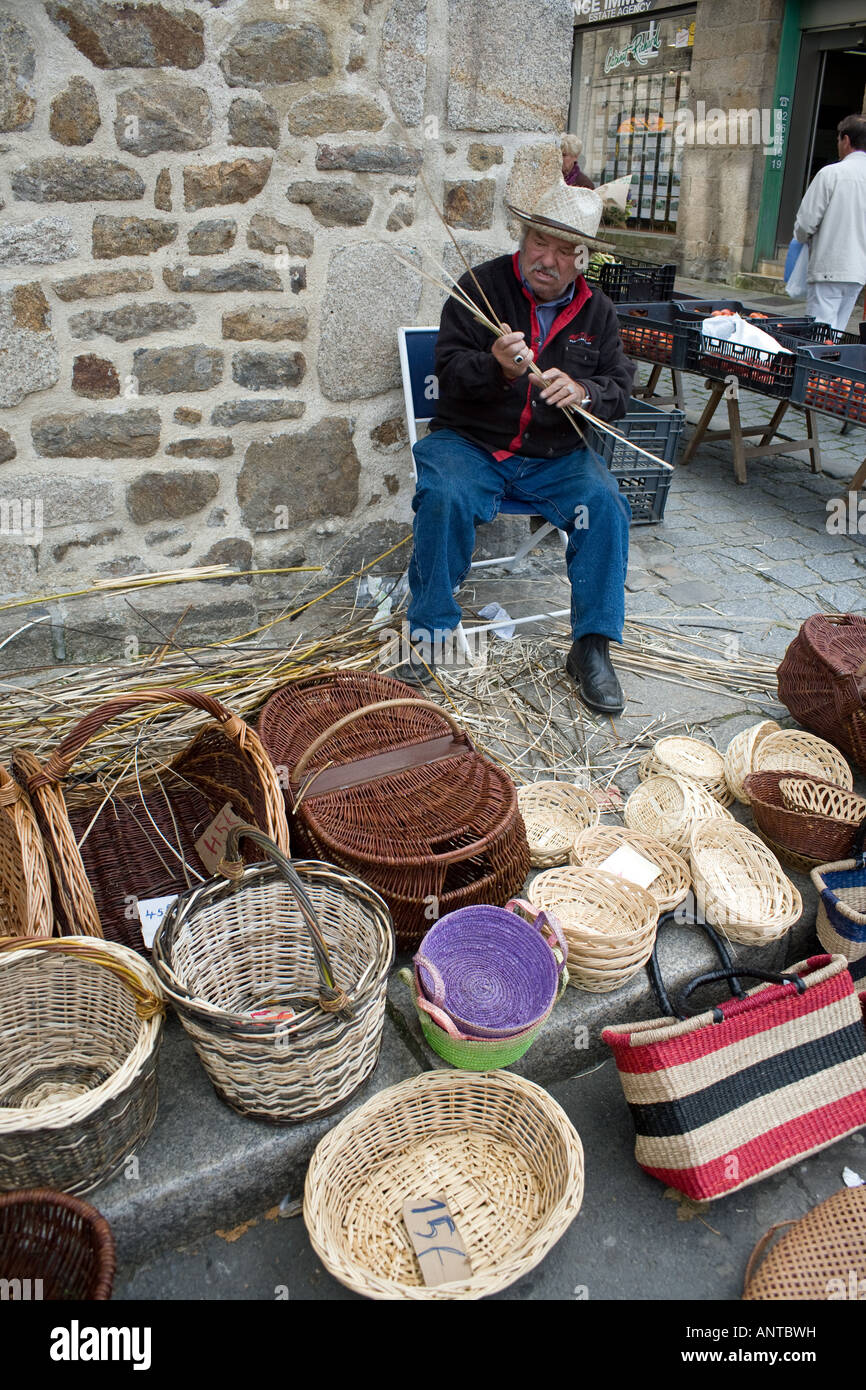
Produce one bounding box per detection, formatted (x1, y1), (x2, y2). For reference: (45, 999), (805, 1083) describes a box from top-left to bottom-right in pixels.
(573, 0), (656, 21)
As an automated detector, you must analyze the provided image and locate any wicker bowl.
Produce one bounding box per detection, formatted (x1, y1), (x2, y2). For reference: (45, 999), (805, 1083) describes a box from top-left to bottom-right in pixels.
(812, 856), (866, 966)
(569, 824), (691, 912)
(723, 721), (781, 804)
(688, 820), (802, 946)
(528, 867), (658, 993)
(0, 1190), (115, 1299)
(752, 728), (853, 789)
(639, 737), (732, 806)
(303, 1069), (584, 1299)
(516, 782), (599, 868)
(745, 770), (866, 871)
(0, 938), (164, 1195)
(624, 773), (734, 852)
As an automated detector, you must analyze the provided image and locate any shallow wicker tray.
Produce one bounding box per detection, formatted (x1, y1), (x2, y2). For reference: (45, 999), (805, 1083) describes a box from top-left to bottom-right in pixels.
(752, 728), (853, 789)
(625, 773), (734, 852)
(639, 737), (731, 806)
(516, 782), (599, 868)
(723, 720), (781, 804)
(569, 824), (691, 912)
(303, 1069), (584, 1300)
(688, 820), (802, 946)
(527, 866), (658, 993)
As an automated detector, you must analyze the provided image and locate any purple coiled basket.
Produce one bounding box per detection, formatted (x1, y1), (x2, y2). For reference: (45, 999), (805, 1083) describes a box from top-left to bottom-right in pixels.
(414, 898), (568, 1039)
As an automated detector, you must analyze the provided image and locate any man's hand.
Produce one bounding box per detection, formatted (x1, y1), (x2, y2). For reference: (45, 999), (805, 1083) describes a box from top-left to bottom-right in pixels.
(539, 368), (588, 409)
(492, 323), (534, 380)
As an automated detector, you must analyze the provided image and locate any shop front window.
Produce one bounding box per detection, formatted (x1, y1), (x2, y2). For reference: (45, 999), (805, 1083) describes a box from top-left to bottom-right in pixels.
(571, 9), (696, 234)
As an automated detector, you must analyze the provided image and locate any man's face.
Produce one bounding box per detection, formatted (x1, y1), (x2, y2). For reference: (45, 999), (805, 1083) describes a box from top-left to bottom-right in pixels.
(521, 228), (580, 302)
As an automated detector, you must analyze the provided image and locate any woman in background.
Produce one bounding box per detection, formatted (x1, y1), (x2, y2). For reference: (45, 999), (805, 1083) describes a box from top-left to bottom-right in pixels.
(561, 134), (594, 190)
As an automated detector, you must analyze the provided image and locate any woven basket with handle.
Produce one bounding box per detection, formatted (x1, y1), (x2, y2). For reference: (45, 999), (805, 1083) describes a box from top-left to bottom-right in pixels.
(0, 765), (52, 938)
(259, 672), (529, 951)
(14, 688), (289, 954)
(777, 613), (866, 772)
(0, 1189), (115, 1299)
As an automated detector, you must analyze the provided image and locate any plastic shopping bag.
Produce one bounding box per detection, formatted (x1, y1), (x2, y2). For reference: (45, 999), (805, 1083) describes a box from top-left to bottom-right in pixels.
(785, 240), (809, 299)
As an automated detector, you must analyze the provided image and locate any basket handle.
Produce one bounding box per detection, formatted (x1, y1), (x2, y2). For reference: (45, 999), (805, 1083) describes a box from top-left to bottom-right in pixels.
(218, 824), (351, 1018)
(505, 898), (569, 972)
(0, 936), (164, 1021)
(291, 699), (467, 784)
(742, 1220), (798, 1295)
(647, 910), (746, 1019)
(398, 967), (466, 1038)
(413, 951), (447, 1010)
(677, 967), (806, 1022)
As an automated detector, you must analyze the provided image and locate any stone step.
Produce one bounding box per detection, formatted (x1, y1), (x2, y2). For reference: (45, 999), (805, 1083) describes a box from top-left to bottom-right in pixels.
(757, 259), (785, 278)
(733, 271), (791, 296)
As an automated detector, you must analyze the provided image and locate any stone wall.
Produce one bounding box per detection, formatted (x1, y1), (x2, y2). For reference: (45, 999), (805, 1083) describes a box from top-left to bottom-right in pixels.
(0, 0), (573, 659)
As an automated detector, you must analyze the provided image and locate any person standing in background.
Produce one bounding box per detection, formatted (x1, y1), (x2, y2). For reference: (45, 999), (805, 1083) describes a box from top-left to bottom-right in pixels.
(793, 114), (866, 331)
(562, 134), (595, 190)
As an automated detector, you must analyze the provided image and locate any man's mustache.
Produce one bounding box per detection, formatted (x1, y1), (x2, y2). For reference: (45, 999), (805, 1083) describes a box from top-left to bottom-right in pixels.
(527, 263), (559, 277)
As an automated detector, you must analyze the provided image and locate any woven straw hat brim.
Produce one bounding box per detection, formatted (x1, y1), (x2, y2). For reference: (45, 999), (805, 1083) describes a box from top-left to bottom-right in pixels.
(505, 202), (617, 252)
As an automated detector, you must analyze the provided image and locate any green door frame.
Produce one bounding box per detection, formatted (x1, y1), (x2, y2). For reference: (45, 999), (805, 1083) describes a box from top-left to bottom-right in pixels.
(754, 0), (802, 267)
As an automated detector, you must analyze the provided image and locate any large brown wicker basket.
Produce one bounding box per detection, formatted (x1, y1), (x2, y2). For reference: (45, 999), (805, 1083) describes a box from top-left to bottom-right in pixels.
(0, 766), (52, 938)
(745, 769), (866, 871)
(15, 688), (290, 954)
(0, 1189), (115, 1299)
(259, 673), (530, 950)
(777, 614), (866, 772)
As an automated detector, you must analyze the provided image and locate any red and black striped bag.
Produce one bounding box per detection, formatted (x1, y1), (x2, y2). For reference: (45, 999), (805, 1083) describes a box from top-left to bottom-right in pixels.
(603, 930), (866, 1202)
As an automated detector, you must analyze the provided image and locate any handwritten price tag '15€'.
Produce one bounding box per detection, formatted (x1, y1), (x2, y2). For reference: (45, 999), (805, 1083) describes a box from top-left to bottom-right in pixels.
(402, 1194), (472, 1287)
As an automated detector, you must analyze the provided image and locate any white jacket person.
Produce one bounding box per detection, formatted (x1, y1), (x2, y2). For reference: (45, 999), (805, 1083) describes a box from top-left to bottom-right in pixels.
(793, 115), (866, 329)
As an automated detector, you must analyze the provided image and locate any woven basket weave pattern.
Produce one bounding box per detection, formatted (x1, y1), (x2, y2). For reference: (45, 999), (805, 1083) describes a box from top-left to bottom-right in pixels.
(625, 773), (734, 851)
(0, 767), (52, 938)
(569, 825), (690, 911)
(516, 782), (599, 868)
(746, 770), (866, 869)
(639, 737), (732, 806)
(723, 721), (781, 804)
(777, 614), (866, 772)
(743, 1187), (866, 1300)
(752, 727), (853, 789)
(0, 1189), (115, 1299)
(688, 821), (802, 946)
(812, 857), (866, 964)
(528, 867), (658, 993)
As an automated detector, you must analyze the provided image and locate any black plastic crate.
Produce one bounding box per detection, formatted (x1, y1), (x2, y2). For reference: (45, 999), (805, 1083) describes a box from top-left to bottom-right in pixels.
(681, 323), (797, 399)
(776, 322), (859, 348)
(791, 343), (866, 423)
(617, 301), (683, 366)
(584, 397), (682, 524)
(587, 257), (676, 304)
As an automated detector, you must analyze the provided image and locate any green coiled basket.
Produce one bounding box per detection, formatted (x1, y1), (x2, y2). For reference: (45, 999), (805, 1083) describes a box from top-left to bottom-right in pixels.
(399, 966), (567, 1070)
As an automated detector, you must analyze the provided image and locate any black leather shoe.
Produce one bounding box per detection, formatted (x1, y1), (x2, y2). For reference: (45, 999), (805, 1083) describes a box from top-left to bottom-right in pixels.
(390, 644), (435, 687)
(566, 635), (625, 715)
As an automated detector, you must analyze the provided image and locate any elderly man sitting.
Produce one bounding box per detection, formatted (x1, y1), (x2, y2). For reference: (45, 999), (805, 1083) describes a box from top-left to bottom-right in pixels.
(398, 183), (635, 715)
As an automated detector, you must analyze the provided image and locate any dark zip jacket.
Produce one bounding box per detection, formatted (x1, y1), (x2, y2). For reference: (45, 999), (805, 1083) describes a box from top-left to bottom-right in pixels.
(430, 251), (635, 458)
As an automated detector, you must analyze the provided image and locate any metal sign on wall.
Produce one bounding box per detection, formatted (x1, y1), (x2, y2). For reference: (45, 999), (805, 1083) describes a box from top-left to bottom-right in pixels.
(573, 0), (656, 23)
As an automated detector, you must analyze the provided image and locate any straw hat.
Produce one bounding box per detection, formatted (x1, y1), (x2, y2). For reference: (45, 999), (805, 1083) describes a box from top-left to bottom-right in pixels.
(506, 184), (616, 251)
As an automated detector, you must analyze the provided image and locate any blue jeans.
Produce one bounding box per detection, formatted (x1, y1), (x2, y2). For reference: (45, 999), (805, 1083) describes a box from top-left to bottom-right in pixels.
(407, 429), (630, 643)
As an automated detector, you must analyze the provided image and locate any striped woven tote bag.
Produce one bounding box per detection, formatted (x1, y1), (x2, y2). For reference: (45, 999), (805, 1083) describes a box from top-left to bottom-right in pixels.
(603, 948), (866, 1202)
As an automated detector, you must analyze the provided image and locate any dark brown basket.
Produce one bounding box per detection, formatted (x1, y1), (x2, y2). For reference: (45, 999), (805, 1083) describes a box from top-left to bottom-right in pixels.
(14, 689), (290, 954)
(744, 769), (866, 870)
(0, 1189), (115, 1299)
(259, 672), (530, 950)
(777, 614), (866, 772)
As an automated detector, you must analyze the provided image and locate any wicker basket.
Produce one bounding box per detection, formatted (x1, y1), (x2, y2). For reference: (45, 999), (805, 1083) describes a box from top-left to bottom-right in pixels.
(812, 848), (866, 969)
(516, 782), (599, 868)
(569, 824), (691, 912)
(399, 966), (565, 1070)
(752, 727), (853, 789)
(745, 770), (866, 871)
(0, 766), (52, 938)
(624, 773), (734, 851)
(688, 820), (802, 946)
(303, 1069), (584, 1299)
(0, 1189), (115, 1299)
(723, 721), (781, 804)
(777, 614), (866, 772)
(528, 867), (658, 993)
(639, 737), (732, 806)
(259, 672), (529, 951)
(152, 826), (394, 1124)
(0, 936), (164, 1195)
(15, 688), (290, 954)
(743, 1187), (866, 1300)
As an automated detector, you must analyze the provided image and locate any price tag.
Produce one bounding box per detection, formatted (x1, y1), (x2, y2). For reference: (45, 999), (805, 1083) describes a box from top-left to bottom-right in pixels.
(402, 1194), (471, 1287)
(590, 784), (623, 813)
(194, 802), (246, 875)
(598, 843), (662, 890)
(136, 894), (177, 948)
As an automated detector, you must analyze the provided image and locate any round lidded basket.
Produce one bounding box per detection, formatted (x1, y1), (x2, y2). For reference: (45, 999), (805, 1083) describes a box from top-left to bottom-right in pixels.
(624, 772), (734, 852)
(776, 613), (866, 773)
(0, 1190), (116, 1300)
(569, 824), (691, 912)
(303, 1069), (584, 1300)
(0, 766), (52, 939)
(639, 737), (732, 806)
(528, 866), (659, 993)
(745, 770), (866, 871)
(151, 826), (394, 1124)
(516, 782), (599, 868)
(752, 728), (853, 789)
(0, 937), (164, 1195)
(413, 899), (568, 1039)
(723, 720), (781, 804)
(688, 820), (802, 946)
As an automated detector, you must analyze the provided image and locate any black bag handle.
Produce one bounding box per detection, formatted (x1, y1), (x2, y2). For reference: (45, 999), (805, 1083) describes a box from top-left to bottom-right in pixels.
(647, 907), (746, 1019)
(678, 967), (806, 1023)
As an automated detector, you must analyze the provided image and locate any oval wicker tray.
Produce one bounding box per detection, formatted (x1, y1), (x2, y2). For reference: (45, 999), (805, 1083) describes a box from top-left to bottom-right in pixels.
(528, 866), (658, 993)
(304, 1070), (584, 1300)
(625, 773), (734, 852)
(752, 728), (853, 789)
(688, 820), (802, 946)
(516, 782), (599, 868)
(639, 737), (731, 806)
(569, 824), (691, 912)
(723, 720), (781, 804)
